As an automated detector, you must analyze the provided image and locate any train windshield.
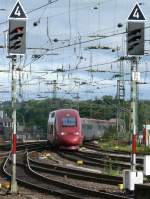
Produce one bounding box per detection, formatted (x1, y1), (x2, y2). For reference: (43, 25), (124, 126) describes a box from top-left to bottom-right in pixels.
(62, 117), (76, 127)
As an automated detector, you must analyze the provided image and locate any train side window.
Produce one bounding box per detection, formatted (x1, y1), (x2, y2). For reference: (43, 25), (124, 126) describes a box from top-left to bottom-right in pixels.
(87, 124), (92, 130)
(51, 112), (55, 118)
(98, 125), (102, 130)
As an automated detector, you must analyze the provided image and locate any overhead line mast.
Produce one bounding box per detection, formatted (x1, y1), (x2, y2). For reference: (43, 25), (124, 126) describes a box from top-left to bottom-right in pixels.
(116, 59), (125, 139)
(8, 0), (27, 194)
(123, 2), (145, 191)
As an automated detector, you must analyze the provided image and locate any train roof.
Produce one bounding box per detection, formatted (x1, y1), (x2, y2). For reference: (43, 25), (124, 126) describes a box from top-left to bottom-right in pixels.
(81, 118), (116, 124)
(50, 109), (79, 114)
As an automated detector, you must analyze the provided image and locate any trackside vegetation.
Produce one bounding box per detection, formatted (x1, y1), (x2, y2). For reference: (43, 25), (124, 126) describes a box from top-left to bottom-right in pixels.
(2, 96), (150, 143)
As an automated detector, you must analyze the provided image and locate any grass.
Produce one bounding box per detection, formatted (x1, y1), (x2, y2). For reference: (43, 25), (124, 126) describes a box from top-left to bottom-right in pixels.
(104, 161), (121, 176)
(96, 138), (150, 176)
(98, 139), (150, 154)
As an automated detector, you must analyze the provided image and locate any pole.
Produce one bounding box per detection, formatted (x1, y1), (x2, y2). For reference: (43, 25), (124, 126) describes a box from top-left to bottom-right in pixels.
(131, 57), (138, 171)
(11, 55), (18, 193)
(116, 80), (119, 140)
(53, 80), (57, 100)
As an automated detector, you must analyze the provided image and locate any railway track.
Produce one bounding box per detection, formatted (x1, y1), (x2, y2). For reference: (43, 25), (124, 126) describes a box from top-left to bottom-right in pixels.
(0, 141), (48, 160)
(2, 150), (133, 199)
(83, 143), (143, 164)
(0, 141), (48, 151)
(84, 142), (146, 157)
(58, 150), (143, 171)
(28, 151), (122, 185)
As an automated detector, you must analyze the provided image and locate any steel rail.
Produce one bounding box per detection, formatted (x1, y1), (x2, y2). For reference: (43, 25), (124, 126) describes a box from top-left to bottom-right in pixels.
(0, 141), (48, 151)
(26, 152), (132, 199)
(28, 152), (122, 185)
(83, 143), (143, 164)
(2, 151), (133, 199)
(58, 151), (143, 170)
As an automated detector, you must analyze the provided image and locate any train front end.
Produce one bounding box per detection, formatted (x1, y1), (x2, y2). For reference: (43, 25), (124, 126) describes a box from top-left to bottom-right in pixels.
(56, 109), (83, 150)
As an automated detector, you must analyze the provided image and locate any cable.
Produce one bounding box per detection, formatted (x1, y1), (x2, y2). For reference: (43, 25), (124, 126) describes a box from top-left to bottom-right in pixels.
(68, 0), (72, 42)
(23, 30), (126, 69)
(0, 0), (59, 26)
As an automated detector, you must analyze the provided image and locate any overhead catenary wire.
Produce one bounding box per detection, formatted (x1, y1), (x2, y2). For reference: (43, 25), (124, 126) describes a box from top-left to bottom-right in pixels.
(23, 30), (126, 69)
(0, 0), (150, 101)
(0, 0), (59, 26)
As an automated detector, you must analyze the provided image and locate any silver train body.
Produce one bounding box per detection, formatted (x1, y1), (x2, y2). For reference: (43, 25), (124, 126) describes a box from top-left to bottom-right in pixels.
(81, 118), (116, 141)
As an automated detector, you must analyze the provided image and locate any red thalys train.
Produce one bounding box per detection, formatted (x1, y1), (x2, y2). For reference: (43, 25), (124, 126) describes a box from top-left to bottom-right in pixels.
(47, 109), (83, 150)
(47, 109), (116, 150)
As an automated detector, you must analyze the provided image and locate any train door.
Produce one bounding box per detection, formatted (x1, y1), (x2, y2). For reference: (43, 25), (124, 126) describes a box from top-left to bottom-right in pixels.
(51, 112), (55, 137)
(48, 112), (55, 142)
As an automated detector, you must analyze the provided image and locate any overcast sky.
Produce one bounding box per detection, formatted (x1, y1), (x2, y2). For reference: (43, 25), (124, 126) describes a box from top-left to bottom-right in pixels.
(0, 0), (150, 102)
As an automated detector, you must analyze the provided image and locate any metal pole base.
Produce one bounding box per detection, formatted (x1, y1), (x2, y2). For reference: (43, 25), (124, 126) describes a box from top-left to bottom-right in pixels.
(10, 180), (18, 194)
(10, 164), (18, 193)
(131, 164), (136, 172)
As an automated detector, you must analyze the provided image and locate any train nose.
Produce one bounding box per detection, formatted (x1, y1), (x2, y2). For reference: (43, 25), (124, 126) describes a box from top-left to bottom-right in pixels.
(59, 133), (82, 145)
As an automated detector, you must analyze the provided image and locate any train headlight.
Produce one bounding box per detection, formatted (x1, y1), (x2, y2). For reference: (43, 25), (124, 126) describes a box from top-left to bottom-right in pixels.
(75, 132), (79, 135)
(61, 132), (65, 136)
